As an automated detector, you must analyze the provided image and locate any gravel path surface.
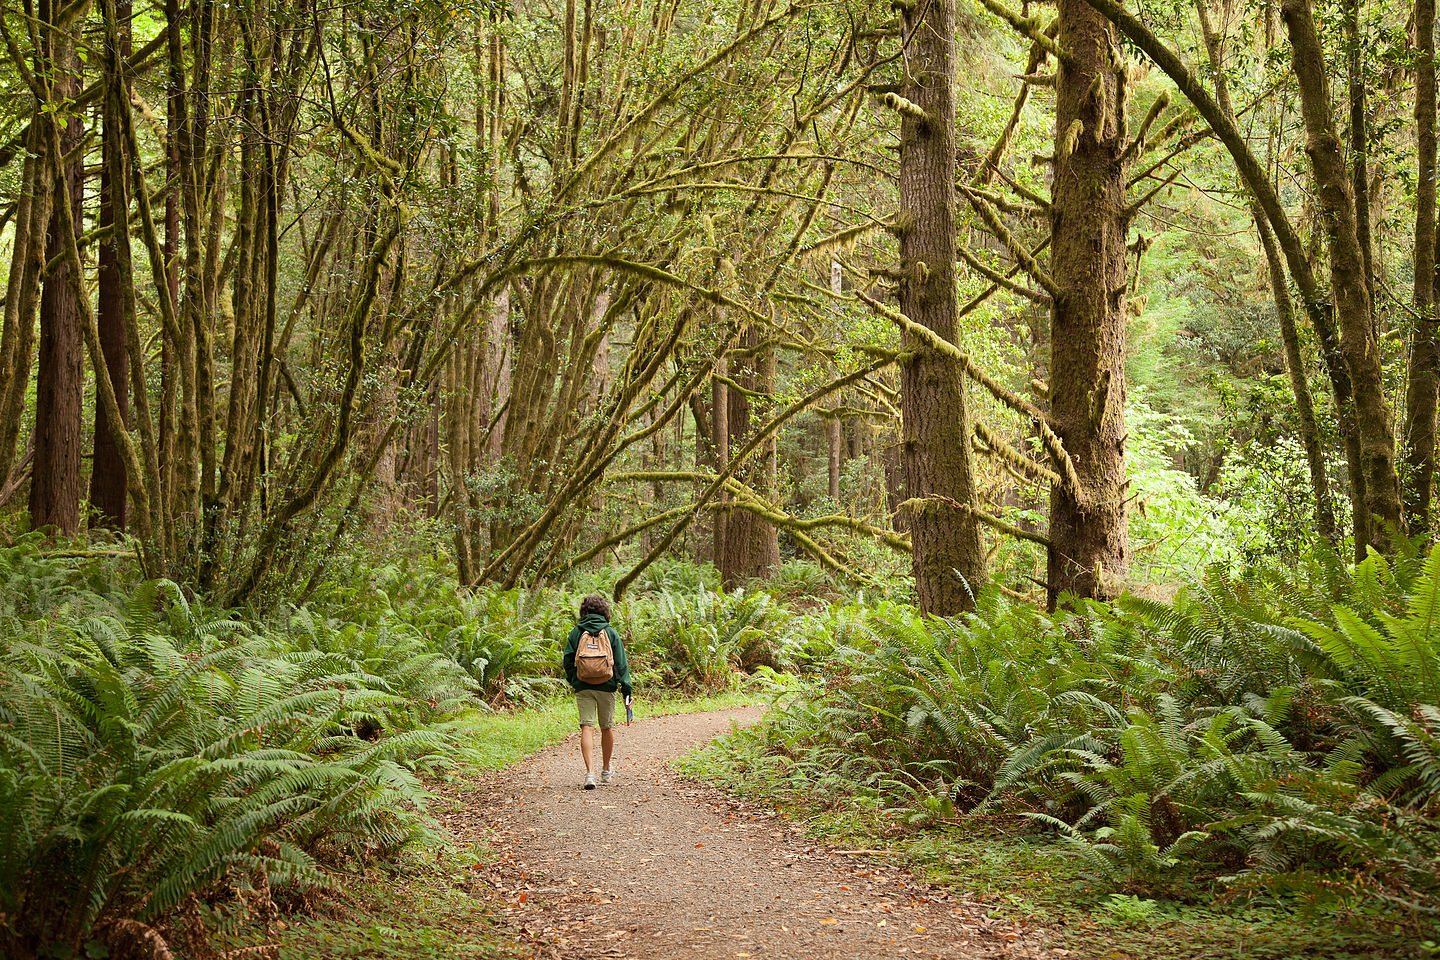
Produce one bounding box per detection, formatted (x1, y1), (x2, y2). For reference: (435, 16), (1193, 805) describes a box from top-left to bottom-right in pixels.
(450, 706), (1055, 959)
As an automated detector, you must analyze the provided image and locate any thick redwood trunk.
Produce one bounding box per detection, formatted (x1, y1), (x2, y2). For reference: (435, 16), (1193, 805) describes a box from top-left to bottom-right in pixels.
(1047, 0), (1130, 606)
(895, 0), (984, 614)
(91, 0), (133, 532)
(31, 25), (85, 536)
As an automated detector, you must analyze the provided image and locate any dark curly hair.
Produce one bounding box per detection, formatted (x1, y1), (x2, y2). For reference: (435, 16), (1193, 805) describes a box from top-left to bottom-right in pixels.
(579, 593), (611, 621)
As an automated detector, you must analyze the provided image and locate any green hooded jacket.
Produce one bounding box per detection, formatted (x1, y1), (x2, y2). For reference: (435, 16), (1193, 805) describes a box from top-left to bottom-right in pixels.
(562, 613), (633, 697)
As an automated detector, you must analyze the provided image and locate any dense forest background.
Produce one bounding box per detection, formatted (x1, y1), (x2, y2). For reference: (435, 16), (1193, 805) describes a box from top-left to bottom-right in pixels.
(3, 0), (1440, 955)
(8, 0), (1427, 604)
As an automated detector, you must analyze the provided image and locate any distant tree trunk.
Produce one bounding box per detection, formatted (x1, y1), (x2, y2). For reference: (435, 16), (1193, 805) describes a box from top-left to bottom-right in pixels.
(1404, 0), (1438, 531)
(827, 415), (842, 501)
(447, 329), (480, 584)
(160, 45), (181, 539)
(712, 356), (729, 569)
(31, 19), (84, 536)
(827, 259), (844, 503)
(882, 435), (904, 524)
(895, 0), (984, 614)
(721, 330), (778, 587)
(1283, 0), (1403, 550)
(92, 106), (129, 527)
(1047, 0), (1130, 606)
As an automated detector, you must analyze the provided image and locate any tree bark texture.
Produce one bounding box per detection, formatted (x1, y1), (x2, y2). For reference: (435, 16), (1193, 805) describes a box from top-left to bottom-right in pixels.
(31, 22), (85, 537)
(827, 414), (842, 501)
(91, 0), (133, 532)
(721, 330), (779, 588)
(1045, 0), (1131, 606)
(712, 356), (729, 568)
(1404, 0), (1438, 530)
(896, 0), (985, 615)
(0, 126), (51, 493)
(1283, 0), (1403, 550)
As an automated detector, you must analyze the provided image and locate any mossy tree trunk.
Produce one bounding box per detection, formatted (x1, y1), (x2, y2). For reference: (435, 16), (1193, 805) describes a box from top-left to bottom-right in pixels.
(1195, 0), (1335, 543)
(1283, 0), (1403, 550)
(1404, 0), (1439, 531)
(895, 0), (984, 615)
(1046, 0), (1130, 607)
(721, 328), (779, 588)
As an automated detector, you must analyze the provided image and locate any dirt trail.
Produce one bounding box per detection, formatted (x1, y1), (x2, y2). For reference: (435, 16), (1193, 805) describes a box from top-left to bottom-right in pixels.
(449, 706), (1055, 959)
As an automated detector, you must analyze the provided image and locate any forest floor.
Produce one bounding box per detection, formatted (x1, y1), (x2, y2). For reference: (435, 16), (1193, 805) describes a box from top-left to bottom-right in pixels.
(447, 706), (1055, 959)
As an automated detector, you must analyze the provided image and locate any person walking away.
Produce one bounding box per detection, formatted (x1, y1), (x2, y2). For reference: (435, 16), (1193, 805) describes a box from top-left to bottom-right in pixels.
(563, 594), (633, 789)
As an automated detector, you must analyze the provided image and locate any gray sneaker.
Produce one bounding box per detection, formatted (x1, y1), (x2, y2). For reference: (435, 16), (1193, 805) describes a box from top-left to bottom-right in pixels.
(601, 767), (615, 785)
(584, 773), (597, 790)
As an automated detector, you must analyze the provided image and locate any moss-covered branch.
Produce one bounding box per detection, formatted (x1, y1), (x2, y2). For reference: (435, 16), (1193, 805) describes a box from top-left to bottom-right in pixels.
(976, 0), (1067, 61)
(614, 469), (912, 554)
(612, 360), (894, 601)
(854, 290), (1084, 504)
(898, 496), (1050, 547)
(958, 186), (1060, 297)
(957, 244), (1051, 305)
(974, 420), (1061, 487)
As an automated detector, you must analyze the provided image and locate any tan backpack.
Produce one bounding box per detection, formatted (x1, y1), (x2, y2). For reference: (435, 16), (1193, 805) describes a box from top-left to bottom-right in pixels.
(575, 629), (615, 684)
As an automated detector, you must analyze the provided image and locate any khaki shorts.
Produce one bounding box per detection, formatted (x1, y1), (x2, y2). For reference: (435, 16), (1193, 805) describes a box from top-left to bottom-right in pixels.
(576, 689), (616, 729)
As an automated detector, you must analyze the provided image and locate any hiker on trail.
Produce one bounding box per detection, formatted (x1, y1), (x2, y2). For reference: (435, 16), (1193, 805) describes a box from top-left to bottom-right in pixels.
(562, 593), (633, 790)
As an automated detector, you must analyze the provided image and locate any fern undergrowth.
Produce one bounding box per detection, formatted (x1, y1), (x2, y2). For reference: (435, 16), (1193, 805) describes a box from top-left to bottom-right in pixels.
(710, 543), (1440, 941)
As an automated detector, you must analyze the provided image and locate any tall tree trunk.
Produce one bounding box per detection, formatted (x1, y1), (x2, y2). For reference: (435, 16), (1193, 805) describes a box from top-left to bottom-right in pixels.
(31, 15), (84, 537)
(0, 126), (51, 492)
(827, 258), (844, 503)
(1047, 0), (1130, 607)
(1404, 0), (1438, 530)
(160, 35), (181, 545)
(1346, 0), (1376, 306)
(895, 0), (984, 614)
(91, 0), (134, 533)
(1284, 0), (1403, 550)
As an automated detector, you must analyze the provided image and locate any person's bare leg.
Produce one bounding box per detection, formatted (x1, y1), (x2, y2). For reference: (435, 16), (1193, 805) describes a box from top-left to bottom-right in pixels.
(580, 725), (594, 774)
(601, 727), (615, 771)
